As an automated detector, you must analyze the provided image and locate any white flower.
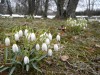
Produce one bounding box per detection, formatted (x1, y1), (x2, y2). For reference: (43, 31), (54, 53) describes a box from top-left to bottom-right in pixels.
(54, 44), (58, 51)
(36, 44), (40, 50)
(24, 29), (28, 36)
(56, 34), (60, 41)
(12, 44), (19, 52)
(24, 56), (29, 64)
(30, 33), (36, 41)
(48, 33), (52, 41)
(19, 30), (23, 37)
(45, 38), (50, 45)
(27, 33), (31, 41)
(5, 37), (10, 46)
(48, 49), (53, 56)
(42, 43), (47, 51)
(15, 32), (19, 41)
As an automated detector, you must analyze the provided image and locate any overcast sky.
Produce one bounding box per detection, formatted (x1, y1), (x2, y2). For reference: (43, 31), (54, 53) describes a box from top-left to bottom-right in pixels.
(1, 0), (100, 12)
(76, 0), (100, 11)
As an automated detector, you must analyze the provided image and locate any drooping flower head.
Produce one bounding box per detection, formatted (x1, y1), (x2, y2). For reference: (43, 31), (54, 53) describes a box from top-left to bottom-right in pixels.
(30, 33), (36, 41)
(45, 38), (50, 45)
(24, 56), (29, 64)
(54, 44), (58, 51)
(5, 37), (10, 46)
(12, 44), (19, 53)
(19, 30), (23, 37)
(48, 49), (53, 56)
(56, 34), (60, 41)
(42, 43), (47, 51)
(14, 32), (19, 41)
(36, 44), (40, 50)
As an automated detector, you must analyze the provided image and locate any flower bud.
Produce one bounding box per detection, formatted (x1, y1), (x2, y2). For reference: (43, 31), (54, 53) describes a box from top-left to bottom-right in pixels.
(48, 49), (52, 56)
(27, 33), (31, 41)
(12, 44), (19, 52)
(54, 44), (58, 51)
(30, 33), (36, 41)
(45, 38), (50, 45)
(5, 37), (10, 46)
(24, 29), (28, 36)
(19, 30), (23, 37)
(42, 43), (47, 51)
(56, 34), (60, 41)
(36, 44), (40, 50)
(15, 32), (19, 41)
(48, 33), (52, 41)
(24, 56), (29, 64)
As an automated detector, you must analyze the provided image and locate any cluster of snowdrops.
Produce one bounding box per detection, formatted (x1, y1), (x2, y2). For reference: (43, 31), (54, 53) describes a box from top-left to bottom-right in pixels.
(2, 27), (61, 74)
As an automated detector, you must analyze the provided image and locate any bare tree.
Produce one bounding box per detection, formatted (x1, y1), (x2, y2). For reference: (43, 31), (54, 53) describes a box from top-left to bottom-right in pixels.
(28, 0), (35, 16)
(43, 0), (49, 17)
(6, 0), (13, 15)
(66, 0), (79, 18)
(54, 0), (65, 18)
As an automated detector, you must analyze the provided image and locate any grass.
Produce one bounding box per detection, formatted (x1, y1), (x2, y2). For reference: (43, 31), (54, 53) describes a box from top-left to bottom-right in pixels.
(0, 18), (100, 75)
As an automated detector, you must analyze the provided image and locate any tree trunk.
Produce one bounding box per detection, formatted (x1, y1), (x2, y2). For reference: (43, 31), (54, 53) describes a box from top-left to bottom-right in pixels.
(6, 0), (12, 15)
(43, 0), (49, 18)
(66, 0), (79, 18)
(56, 0), (65, 18)
(28, 0), (35, 16)
(1, 0), (5, 4)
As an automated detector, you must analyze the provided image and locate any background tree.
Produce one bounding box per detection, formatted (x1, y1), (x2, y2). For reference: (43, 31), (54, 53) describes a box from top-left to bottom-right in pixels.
(28, 0), (35, 16)
(6, 0), (13, 15)
(43, 0), (49, 18)
(66, 0), (79, 18)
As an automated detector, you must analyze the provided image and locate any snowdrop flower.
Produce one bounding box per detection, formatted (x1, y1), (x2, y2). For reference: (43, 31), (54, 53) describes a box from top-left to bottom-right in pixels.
(5, 37), (10, 46)
(19, 30), (23, 37)
(24, 56), (29, 64)
(42, 43), (47, 51)
(27, 33), (31, 41)
(15, 32), (19, 41)
(45, 38), (50, 45)
(54, 44), (58, 51)
(48, 49), (53, 56)
(48, 33), (52, 40)
(12, 44), (19, 53)
(36, 44), (40, 50)
(24, 29), (28, 36)
(30, 33), (36, 41)
(56, 34), (60, 41)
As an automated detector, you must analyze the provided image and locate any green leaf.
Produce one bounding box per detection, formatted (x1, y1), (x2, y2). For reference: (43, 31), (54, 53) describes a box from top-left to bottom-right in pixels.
(9, 67), (16, 75)
(36, 54), (47, 62)
(10, 59), (22, 65)
(32, 63), (42, 72)
(0, 67), (9, 72)
(26, 65), (29, 71)
(0, 65), (4, 69)
(29, 57), (38, 62)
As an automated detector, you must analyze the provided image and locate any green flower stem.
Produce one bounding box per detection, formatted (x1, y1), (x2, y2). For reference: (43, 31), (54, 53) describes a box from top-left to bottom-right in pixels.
(4, 47), (8, 63)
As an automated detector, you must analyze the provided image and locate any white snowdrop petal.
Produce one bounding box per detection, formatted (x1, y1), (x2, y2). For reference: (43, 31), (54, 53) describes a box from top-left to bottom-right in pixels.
(24, 29), (28, 36)
(56, 35), (60, 41)
(48, 33), (52, 41)
(48, 49), (53, 56)
(24, 56), (29, 64)
(54, 44), (58, 51)
(19, 30), (23, 37)
(36, 44), (40, 50)
(5, 37), (10, 46)
(42, 43), (47, 51)
(30, 33), (36, 41)
(15, 33), (19, 41)
(12, 44), (19, 53)
(45, 38), (50, 45)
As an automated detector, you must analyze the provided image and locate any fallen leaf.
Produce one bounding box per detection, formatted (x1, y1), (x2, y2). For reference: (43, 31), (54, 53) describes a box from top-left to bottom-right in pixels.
(60, 55), (69, 62)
